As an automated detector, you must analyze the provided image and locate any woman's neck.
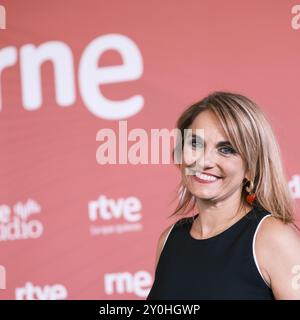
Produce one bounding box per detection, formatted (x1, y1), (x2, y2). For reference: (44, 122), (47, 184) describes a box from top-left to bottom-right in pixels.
(194, 197), (252, 239)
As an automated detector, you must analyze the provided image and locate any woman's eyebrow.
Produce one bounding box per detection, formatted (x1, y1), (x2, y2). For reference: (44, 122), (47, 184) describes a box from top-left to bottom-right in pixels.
(216, 140), (232, 147)
(191, 134), (232, 147)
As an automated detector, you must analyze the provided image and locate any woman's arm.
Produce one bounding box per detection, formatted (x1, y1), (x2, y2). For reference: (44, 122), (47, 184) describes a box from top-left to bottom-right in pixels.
(153, 224), (174, 271)
(256, 216), (300, 299)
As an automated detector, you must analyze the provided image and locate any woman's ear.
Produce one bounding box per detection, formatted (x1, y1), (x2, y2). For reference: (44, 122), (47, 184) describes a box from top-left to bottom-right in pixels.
(243, 177), (250, 186)
(243, 170), (251, 184)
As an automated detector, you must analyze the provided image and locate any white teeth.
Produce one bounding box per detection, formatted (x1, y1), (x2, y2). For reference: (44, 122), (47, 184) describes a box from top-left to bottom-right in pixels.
(195, 173), (219, 181)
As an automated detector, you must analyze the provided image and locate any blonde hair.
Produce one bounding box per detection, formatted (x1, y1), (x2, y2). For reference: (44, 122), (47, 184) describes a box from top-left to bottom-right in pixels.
(170, 91), (295, 224)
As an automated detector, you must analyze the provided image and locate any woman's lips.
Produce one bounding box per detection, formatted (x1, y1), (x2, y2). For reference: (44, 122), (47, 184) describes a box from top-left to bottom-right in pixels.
(192, 175), (221, 184)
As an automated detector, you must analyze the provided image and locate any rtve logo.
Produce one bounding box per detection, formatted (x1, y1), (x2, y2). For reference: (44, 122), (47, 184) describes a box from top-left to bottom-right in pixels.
(0, 33), (144, 120)
(15, 282), (68, 300)
(104, 270), (152, 298)
(88, 195), (142, 222)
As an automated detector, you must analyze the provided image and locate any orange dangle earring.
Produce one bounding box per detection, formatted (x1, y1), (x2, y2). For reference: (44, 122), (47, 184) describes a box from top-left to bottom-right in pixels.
(245, 180), (256, 205)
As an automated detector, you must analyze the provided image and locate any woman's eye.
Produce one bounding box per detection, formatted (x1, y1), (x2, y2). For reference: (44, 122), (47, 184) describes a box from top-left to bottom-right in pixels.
(219, 146), (235, 155)
(190, 139), (203, 149)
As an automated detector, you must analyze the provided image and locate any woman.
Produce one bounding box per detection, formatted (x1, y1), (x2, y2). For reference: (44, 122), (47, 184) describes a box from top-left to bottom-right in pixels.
(147, 91), (300, 300)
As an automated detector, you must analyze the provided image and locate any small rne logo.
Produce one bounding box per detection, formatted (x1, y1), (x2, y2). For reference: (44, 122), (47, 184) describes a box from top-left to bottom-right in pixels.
(0, 265), (6, 289)
(0, 5), (6, 30)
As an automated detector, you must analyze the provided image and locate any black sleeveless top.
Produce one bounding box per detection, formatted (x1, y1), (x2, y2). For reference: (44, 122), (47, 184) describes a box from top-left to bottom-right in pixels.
(147, 208), (275, 300)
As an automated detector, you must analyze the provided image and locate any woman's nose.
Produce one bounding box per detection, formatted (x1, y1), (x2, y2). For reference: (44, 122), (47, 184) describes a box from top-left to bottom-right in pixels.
(184, 147), (216, 176)
(187, 147), (216, 174)
(202, 147), (217, 168)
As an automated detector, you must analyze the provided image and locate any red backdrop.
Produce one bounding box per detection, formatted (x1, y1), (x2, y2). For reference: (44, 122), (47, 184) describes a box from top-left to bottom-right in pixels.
(0, 0), (299, 299)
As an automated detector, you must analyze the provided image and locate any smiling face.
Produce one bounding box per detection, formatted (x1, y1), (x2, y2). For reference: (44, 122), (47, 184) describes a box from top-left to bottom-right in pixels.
(182, 109), (249, 205)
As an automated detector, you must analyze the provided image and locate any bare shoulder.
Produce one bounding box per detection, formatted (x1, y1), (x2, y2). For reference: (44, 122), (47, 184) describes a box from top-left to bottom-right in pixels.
(255, 215), (300, 299)
(256, 215), (300, 246)
(154, 223), (175, 270)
